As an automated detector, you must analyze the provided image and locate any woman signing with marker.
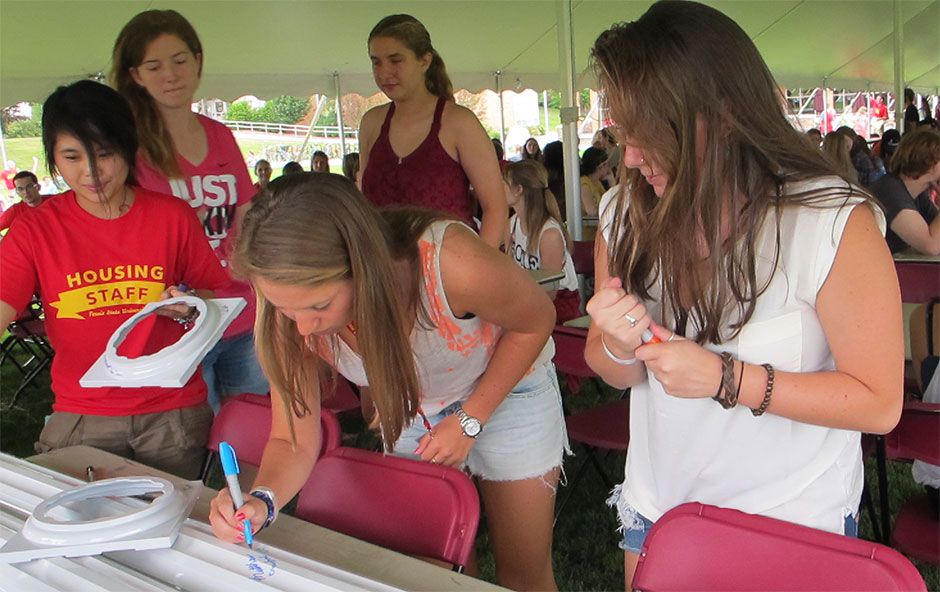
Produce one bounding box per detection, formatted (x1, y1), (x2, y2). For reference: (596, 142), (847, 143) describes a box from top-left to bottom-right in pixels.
(208, 173), (566, 590)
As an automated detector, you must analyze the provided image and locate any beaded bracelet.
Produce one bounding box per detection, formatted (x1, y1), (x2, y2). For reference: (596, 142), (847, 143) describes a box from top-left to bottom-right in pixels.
(249, 487), (278, 532)
(601, 334), (638, 365)
(752, 363), (775, 416)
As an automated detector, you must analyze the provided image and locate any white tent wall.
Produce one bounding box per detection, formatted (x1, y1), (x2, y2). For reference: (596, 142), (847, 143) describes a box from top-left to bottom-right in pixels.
(2, 0), (938, 107)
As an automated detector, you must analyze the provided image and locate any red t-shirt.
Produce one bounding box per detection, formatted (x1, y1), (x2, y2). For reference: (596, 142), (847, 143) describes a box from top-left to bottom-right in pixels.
(134, 114), (257, 337)
(872, 103), (888, 119)
(0, 187), (230, 415)
(0, 195), (52, 231)
(1, 168), (17, 190)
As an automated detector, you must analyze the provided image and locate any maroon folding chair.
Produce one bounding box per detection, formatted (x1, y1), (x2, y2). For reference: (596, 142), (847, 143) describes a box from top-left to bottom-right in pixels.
(320, 374), (361, 415)
(1, 303), (54, 411)
(200, 392), (341, 483)
(571, 240), (595, 277)
(885, 402), (940, 564)
(552, 324), (600, 397)
(294, 446), (479, 572)
(554, 397), (630, 523)
(633, 502), (926, 591)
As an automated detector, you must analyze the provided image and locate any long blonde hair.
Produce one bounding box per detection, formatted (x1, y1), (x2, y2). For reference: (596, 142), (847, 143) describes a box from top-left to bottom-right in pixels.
(592, 0), (866, 344)
(821, 130), (859, 184)
(110, 9), (203, 179)
(234, 173), (423, 449)
(504, 160), (571, 257)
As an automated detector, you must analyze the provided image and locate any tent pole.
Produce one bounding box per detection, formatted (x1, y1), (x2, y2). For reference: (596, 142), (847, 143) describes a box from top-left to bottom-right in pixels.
(496, 71), (506, 149)
(0, 122), (8, 169)
(543, 90), (550, 136)
(893, 0), (905, 132)
(557, 0), (581, 240)
(299, 95), (328, 162)
(333, 72), (346, 158)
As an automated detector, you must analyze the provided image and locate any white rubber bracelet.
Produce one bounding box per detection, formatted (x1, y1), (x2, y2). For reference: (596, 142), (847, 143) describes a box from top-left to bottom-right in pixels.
(601, 334), (638, 365)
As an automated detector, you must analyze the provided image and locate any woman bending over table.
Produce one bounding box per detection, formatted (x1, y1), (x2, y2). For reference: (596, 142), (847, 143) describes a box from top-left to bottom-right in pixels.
(209, 173), (566, 591)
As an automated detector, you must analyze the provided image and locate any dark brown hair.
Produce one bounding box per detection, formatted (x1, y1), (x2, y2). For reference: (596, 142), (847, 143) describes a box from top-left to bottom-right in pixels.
(369, 14), (454, 100)
(592, 0), (866, 344)
(110, 9), (203, 179)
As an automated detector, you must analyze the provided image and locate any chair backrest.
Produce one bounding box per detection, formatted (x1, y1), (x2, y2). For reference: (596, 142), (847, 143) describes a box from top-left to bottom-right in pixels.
(552, 325), (596, 379)
(320, 375), (361, 414)
(885, 402), (940, 465)
(209, 393), (341, 465)
(572, 240), (595, 276)
(633, 502), (926, 591)
(294, 446), (479, 570)
(895, 262), (940, 304)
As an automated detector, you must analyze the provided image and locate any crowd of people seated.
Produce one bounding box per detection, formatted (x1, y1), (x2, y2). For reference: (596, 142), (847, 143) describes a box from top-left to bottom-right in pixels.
(1, 2), (937, 591)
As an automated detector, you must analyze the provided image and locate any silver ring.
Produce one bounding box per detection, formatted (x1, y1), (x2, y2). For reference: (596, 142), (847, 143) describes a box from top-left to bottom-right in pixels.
(430, 458), (438, 464)
(624, 313), (639, 328)
(668, 332), (676, 342)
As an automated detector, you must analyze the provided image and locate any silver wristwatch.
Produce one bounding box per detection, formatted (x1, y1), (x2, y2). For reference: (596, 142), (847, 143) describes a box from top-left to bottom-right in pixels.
(454, 404), (483, 438)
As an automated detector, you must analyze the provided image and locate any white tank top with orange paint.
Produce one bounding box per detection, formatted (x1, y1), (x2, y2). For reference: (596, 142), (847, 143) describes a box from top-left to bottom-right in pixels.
(324, 220), (552, 412)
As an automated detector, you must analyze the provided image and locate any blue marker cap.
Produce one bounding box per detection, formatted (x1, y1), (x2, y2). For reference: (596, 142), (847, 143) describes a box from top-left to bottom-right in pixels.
(220, 442), (240, 476)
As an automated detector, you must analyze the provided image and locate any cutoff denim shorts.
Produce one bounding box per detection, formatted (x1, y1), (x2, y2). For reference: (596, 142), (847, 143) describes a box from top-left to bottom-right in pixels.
(392, 360), (570, 482)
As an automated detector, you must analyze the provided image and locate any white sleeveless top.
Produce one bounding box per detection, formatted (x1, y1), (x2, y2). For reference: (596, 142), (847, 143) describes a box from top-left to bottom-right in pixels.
(600, 177), (885, 535)
(320, 220), (553, 413)
(508, 214), (579, 292)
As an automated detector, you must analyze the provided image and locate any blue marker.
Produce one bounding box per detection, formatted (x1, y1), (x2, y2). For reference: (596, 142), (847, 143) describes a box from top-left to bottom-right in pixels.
(219, 441), (254, 548)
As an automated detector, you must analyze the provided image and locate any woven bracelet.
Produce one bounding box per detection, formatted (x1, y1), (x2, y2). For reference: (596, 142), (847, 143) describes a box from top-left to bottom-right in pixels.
(712, 352), (737, 409)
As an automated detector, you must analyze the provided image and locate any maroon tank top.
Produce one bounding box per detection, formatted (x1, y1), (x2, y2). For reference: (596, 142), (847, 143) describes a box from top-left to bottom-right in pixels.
(361, 97), (472, 222)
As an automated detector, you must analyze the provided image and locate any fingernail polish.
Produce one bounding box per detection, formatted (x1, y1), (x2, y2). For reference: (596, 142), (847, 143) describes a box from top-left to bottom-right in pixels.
(236, 512), (245, 521)
(237, 534), (245, 541)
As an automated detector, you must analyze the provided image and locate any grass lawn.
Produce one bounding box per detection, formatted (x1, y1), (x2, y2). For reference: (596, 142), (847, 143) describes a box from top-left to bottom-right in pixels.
(1, 344), (937, 590)
(1, 137), (49, 178)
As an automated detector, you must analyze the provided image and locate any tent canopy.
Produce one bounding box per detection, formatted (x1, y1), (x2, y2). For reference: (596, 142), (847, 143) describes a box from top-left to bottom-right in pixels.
(1, 0), (938, 107)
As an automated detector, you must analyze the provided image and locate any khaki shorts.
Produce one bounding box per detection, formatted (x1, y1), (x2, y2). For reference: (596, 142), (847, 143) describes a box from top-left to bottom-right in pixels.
(35, 403), (213, 480)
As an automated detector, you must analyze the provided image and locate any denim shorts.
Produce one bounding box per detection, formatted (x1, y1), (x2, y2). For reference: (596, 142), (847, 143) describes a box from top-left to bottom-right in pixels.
(201, 331), (270, 413)
(392, 361), (570, 482)
(614, 497), (860, 554)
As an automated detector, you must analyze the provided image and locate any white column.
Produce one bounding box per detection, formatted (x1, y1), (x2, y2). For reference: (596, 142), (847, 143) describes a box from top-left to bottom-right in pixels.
(333, 72), (346, 157)
(557, 0), (582, 239)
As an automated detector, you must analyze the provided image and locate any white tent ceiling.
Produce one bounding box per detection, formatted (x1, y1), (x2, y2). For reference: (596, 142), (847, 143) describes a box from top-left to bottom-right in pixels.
(1, 0), (938, 107)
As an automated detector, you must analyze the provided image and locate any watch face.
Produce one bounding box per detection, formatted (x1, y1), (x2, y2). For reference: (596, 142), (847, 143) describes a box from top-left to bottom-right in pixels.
(461, 416), (482, 437)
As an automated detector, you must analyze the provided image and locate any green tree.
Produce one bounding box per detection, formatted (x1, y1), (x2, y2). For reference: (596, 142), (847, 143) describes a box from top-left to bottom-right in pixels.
(263, 95), (310, 124)
(3, 103), (42, 138)
(226, 101), (256, 122)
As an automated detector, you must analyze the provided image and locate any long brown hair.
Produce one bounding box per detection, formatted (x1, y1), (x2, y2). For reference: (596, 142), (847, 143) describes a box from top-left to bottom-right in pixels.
(234, 173), (426, 449)
(369, 14), (454, 100)
(504, 160), (571, 257)
(592, 0), (867, 344)
(110, 9), (203, 179)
